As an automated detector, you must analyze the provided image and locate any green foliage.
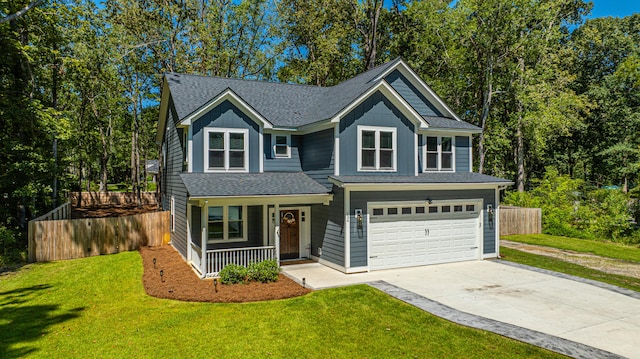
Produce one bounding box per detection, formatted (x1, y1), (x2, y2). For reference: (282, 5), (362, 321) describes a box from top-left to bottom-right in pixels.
(503, 169), (637, 242)
(219, 263), (248, 284)
(0, 225), (22, 268)
(247, 259), (280, 283)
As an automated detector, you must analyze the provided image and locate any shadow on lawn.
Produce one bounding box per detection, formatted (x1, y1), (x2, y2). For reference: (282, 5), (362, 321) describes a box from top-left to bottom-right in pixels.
(0, 284), (84, 358)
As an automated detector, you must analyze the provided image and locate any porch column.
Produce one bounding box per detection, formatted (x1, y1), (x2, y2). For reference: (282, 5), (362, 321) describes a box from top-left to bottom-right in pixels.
(274, 203), (280, 265)
(201, 201), (207, 277)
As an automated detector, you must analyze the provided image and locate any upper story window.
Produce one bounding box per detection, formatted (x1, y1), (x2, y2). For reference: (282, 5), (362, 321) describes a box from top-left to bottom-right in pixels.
(425, 136), (454, 171)
(204, 128), (248, 172)
(272, 134), (291, 158)
(358, 125), (397, 172)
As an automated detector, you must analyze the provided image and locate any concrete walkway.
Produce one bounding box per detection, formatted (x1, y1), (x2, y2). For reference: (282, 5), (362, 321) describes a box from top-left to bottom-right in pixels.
(282, 261), (640, 359)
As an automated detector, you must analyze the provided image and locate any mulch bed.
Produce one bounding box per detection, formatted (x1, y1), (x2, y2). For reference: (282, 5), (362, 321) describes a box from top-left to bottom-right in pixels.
(140, 246), (312, 303)
(72, 204), (159, 219)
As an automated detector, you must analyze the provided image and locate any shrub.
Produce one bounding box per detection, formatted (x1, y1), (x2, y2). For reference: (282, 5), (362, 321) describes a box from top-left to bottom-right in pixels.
(219, 264), (248, 284)
(0, 226), (22, 268)
(247, 259), (280, 283)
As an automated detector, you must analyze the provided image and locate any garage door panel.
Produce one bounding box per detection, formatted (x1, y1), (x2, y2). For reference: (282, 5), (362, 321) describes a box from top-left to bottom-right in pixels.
(369, 203), (480, 270)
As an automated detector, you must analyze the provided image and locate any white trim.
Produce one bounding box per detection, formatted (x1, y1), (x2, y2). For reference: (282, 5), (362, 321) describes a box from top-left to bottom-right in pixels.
(205, 204), (249, 244)
(179, 88), (273, 129)
(495, 187), (500, 258)
(259, 127), (264, 172)
(271, 133), (291, 159)
(357, 125), (397, 172)
(344, 188), (351, 269)
(414, 132), (419, 176)
(190, 194), (332, 206)
(156, 79), (171, 145)
(187, 126), (193, 172)
(424, 135), (455, 172)
(328, 179), (512, 191)
(203, 127), (249, 173)
(334, 124), (340, 176)
(186, 204), (192, 262)
(330, 81), (429, 129)
(170, 196), (175, 232)
(469, 135), (473, 172)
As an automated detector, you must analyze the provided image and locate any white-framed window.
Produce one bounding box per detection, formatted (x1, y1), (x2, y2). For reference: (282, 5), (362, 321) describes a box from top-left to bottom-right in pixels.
(357, 125), (397, 172)
(207, 205), (247, 243)
(204, 128), (249, 172)
(425, 135), (454, 171)
(272, 134), (291, 158)
(170, 196), (175, 232)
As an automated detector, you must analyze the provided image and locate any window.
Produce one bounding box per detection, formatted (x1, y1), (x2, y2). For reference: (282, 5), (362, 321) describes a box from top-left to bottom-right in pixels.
(272, 134), (290, 158)
(441, 205), (451, 213)
(208, 205), (246, 243)
(415, 206), (425, 214)
(466, 204), (475, 212)
(428, 206), (438, 213)
(358, 126), (396, 171)
(205, 128), (248, 172)
(402, 207), (412, 214)
(387, 208), (398, 215)
(425, 136), (454, 171)
(373, 208), (384, 216)
(454, 205), (463, 212)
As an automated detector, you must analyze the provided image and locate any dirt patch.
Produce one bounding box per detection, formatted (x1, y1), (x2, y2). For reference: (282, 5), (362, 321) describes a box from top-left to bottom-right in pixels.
(140, 246), (312, 303)
(501, 240), (640, 279)
(72, 204), (159, 219)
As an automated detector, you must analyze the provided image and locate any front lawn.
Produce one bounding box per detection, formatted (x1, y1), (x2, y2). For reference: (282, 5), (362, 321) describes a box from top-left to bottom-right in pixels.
(503, 234), (640, 263)
(0, 252), (562, 358)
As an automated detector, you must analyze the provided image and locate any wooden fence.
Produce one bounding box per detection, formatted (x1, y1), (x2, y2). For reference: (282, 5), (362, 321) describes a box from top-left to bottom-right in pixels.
(28, 211), (170, 262)
(500, 206), (542, 236)
(70, 191), (158, 206)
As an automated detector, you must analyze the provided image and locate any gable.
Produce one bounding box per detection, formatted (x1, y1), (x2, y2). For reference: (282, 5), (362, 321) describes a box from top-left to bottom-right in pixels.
(386, 69), (443, 118)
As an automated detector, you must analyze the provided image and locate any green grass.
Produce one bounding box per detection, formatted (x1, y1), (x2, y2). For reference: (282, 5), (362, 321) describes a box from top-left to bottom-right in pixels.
(500, 247), (640, 293)
(503, 234), (640, 263)
(0, 252), (563, 358)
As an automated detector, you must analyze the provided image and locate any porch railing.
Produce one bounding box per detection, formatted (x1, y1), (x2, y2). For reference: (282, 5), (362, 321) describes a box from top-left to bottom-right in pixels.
(205, 246), (276, 277)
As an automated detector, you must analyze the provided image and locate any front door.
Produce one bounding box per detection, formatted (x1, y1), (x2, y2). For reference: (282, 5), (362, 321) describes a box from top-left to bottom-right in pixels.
(280, 210), (299, 260)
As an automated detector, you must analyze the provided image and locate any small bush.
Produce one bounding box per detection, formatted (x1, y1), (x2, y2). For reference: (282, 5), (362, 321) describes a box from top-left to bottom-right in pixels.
(219, 264), (248, 284)
(247, 259), (280, 283)
(0, 226), (22, 268)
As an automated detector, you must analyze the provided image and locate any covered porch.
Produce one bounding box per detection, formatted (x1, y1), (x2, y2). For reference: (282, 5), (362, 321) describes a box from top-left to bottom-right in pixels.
(180, 172), (332, 278)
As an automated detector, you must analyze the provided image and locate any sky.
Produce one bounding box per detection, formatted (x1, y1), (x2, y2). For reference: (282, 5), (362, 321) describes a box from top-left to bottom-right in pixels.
(589, 0), (640, 18)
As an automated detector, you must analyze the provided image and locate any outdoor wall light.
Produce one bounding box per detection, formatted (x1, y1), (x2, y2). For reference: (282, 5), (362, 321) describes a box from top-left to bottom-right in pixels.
(160, 269), (164, 282)
(426, 198), (433, 204)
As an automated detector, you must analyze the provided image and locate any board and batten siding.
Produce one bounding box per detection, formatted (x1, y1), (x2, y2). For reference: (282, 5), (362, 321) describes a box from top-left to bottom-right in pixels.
(263, 134), (303, 172)
(190, 100), (261, 173)
(455, 136), (471, 172)
(339, 91), (416, 176)
(301, 128), (334, 190)
(311, 186), (344, 267)
(385, 69), (442, 117)
(349, 189), (498, 262)
(162, 102), (189, 258)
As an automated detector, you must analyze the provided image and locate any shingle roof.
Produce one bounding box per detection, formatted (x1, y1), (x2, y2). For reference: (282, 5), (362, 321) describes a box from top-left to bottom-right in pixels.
(330, 173), (513, 185)
(163, 58), (479, 131)
(165, 59), (401, 128)
(180, 172), (330, 197)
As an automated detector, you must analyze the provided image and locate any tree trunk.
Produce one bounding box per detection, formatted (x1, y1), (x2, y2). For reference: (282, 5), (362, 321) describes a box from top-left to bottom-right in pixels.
(515, 57), (526, 192)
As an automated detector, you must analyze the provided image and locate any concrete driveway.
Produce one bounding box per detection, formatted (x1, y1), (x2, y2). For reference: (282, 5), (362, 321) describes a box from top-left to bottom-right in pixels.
(282, 260), (640, 359)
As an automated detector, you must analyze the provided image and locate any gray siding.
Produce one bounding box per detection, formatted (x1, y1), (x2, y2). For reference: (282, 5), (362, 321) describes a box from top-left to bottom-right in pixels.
(301, 128), (334, 189)
(349, 211), (368, 267)
(191, 205), (201, 246)
(311, 186), (344, 267)
(162, 101), (189, 258)
(191, 100), (261, 173)
(263, 135), (303, 172)
(349, 189), (497, 261)
(386, 69), (442, 117)
(455, 136), (471, 172)
(339, 91), (416, 176)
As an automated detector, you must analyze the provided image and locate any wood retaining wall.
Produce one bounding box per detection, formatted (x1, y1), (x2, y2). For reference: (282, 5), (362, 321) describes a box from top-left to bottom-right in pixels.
(70, 191), (158, 206)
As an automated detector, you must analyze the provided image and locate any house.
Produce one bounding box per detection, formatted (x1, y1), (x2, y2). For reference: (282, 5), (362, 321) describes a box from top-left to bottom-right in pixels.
(156, 58), (512, 278)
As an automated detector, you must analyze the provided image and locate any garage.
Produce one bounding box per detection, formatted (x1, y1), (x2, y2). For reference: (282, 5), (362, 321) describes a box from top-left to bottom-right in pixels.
(368, 200), (482, 270)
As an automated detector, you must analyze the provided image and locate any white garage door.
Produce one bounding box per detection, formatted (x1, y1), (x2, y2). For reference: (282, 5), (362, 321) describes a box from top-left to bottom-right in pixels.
(368, 201), (481, 270)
